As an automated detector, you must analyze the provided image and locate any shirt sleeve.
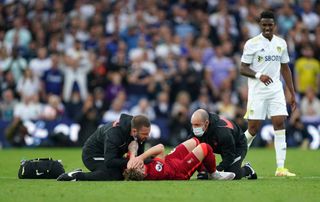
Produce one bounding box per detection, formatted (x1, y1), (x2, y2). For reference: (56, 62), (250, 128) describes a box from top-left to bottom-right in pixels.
(104, 129), (128, 169)
(241, 41), (255, 64)
(281, 41), (290, 64)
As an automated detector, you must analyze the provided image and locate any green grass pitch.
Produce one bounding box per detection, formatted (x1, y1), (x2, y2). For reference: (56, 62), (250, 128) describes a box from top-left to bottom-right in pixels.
(0, 148), (319, 202)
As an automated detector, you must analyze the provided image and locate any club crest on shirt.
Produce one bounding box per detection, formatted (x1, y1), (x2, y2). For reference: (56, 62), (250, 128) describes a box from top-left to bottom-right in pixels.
(276, 46), (281, 53)
(257, 55), (264, 62)
(155, 162), (163, 172)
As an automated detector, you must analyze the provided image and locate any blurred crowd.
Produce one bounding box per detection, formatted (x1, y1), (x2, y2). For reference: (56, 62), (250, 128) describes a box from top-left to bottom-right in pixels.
(0, 0), (320, 148)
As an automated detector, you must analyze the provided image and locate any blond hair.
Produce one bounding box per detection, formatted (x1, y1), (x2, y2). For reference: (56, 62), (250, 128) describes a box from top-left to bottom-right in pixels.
(123, 168), (145, 181)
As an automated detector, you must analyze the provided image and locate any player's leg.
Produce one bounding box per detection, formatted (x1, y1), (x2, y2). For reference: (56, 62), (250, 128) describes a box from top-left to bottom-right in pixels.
(176, 143), (235, 180)
(76, 167), (123, 181)
(226, 161), (257, 180)
(271, 115), (286, 167)
(182, 137), (200, 152)
(245, 120), (263, 147)
(192, 143), (214, 172)
(175, 143), (207, 180)
(58, 150), (124, 181)
(191, 143), (235, 180)
(269, 92), (296, 177)
(271, 115), (296, 176)
(166, 137), (200, 161)
(244, 99), (267, 147)
(224, 147), (257, 180)
(58, 148), (101, 181)
(57, 159), (122, 181)
(81, 150), (124, 180)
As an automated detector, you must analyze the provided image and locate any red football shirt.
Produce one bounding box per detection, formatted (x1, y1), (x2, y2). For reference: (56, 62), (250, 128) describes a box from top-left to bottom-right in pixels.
(144, 144), (201, 180)
(144, 158), (175, 180)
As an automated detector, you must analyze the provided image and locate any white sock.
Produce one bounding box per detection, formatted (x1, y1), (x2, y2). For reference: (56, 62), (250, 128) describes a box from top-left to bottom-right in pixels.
(274, 129), (286, 168)
(245, 130), (256, 148)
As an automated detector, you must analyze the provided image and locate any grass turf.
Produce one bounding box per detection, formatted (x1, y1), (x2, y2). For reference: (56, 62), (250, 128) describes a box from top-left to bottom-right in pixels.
(0, 148), (319, 202)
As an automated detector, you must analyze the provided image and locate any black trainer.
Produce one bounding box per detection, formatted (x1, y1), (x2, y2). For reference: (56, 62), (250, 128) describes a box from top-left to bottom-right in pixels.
(244, 162), (258, 180)
(197, 171), (209, 180)
(57, 168), (82, 181)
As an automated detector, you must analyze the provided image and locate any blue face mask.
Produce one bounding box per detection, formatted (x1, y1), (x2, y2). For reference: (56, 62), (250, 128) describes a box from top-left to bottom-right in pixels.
(193, 127), (205, 137)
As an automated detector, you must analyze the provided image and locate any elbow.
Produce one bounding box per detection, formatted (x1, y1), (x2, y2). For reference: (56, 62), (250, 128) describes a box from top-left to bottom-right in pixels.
(240, 62), (251, 76)
(239, 66), (245, 76)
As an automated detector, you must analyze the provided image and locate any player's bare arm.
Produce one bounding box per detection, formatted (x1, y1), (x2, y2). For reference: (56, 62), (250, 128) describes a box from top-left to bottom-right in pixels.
(280, 63), (297, 111)
(127, 144), (165, 169)
(128, 140), (139, 157)
(240, 62), (273, 86)
(138, 144), (165, 161)
(127, 140), (144, 169)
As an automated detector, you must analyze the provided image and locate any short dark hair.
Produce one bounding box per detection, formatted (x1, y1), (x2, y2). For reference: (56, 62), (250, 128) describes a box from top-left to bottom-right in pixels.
(131, 115), (151, 129)
(123, 168), (145, 181)
(260, 10), (275, 21)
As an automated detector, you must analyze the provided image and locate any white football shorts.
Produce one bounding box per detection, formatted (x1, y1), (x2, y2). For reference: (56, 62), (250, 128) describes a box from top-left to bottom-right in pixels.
(244, 90), (288, 120)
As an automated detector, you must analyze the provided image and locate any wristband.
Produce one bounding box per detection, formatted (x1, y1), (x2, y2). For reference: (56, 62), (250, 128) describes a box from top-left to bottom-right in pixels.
(255, 72), (262, 79)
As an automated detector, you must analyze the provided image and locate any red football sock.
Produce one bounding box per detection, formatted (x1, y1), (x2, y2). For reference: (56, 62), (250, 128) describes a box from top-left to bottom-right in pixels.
(201, 143), (216, 173)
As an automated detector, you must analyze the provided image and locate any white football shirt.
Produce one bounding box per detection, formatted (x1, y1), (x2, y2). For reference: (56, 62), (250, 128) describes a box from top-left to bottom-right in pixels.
(241, 33), (289, 99)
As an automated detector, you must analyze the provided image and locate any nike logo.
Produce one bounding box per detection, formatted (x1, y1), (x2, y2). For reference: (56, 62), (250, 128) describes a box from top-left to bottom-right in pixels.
(36, 170), (44, 176)
(67, 170), (81, 177)
(68, 172), (73, 177)
(22, 166), (25, 175)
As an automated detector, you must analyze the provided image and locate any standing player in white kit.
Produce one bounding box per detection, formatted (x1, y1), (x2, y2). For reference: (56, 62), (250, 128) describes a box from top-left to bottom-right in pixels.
(240, 10), (297, 176)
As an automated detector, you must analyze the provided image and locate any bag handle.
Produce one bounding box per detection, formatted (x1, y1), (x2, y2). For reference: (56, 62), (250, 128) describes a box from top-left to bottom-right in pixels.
(20, 158), (52, 165)
(31, 158), (53, 162)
